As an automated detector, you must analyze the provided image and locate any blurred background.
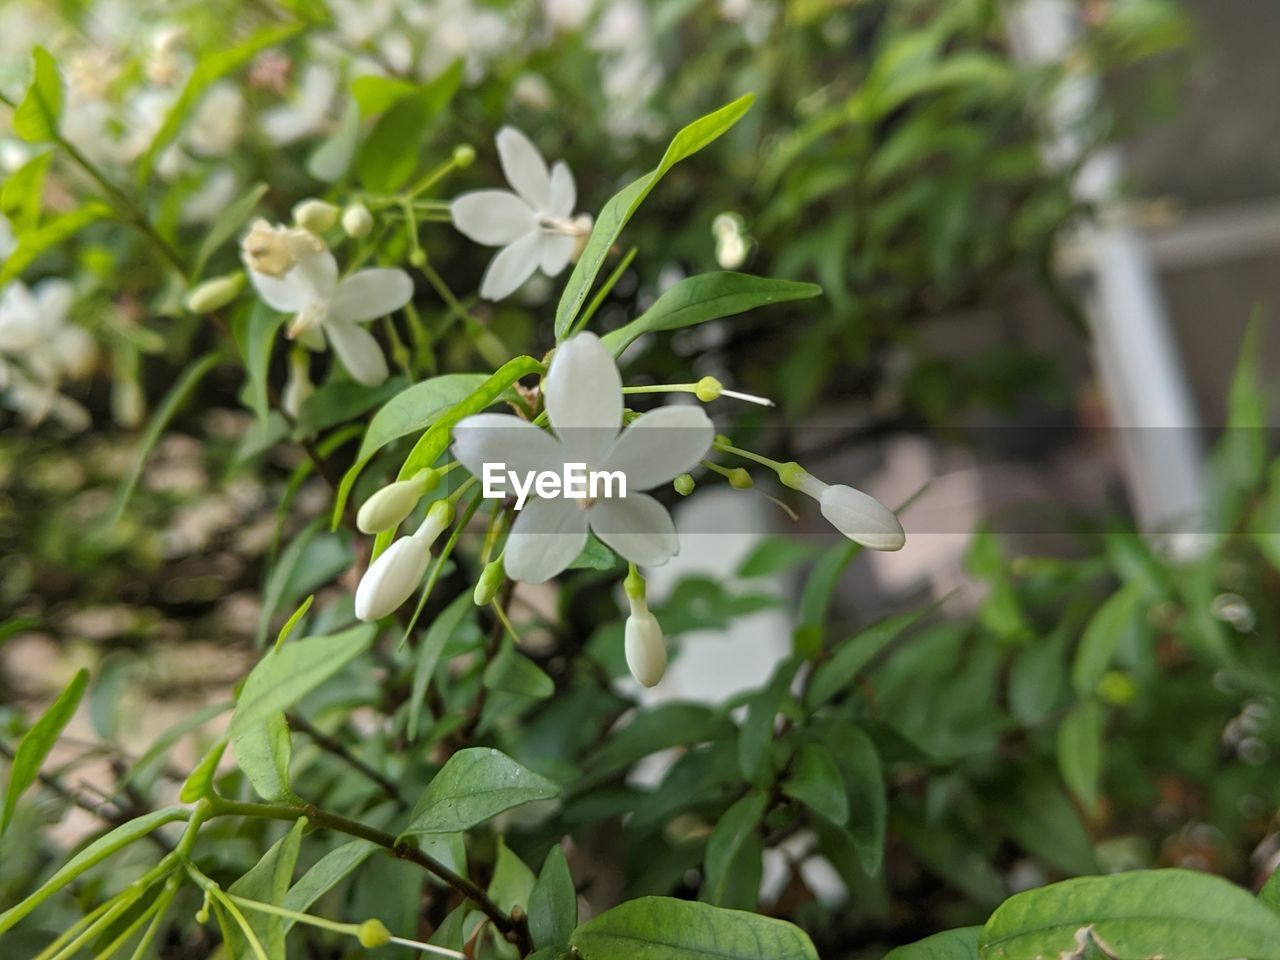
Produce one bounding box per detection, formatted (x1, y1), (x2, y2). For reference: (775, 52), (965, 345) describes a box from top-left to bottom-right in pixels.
(4, 0), (1280, 955)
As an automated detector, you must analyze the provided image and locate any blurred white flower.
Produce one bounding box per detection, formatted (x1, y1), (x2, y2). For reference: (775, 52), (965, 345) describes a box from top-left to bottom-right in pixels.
(543, 0), (595, 32)
(182, 168), (239, 224)
(328, 0), (397, 45)
(0, 280), (94, 429)
(451, 332), (713, 582)
(188, 83), (244, 156)
(244, 226), (413, 386)
(262, 64), (337, 145)
(451, 126), (590, 301)
(408, 0), (513, 83)
(0, 217), (15, 260)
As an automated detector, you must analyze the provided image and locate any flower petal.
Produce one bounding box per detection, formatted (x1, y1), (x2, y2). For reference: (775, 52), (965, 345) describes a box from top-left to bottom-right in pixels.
(325, 320), (388, 386)
(588, 492), (678, 567)
(819, 485), (905, 551)
(451, 190), (538, 246)
(452, 413), (563, 480)
(602, 405), (714, 491)
(503, 495), (589, 583)
(538, 232), (575, 278)
(292, 247), (339, 301)
(249, 269), (307, 313)
(479, 232), (542, 301)
(355, 535), (431, 621)
(330, 268), (414, 323)
(496, 125), (552, 211)
(547, 160), (576, 218)
(543, 331), (622, 466)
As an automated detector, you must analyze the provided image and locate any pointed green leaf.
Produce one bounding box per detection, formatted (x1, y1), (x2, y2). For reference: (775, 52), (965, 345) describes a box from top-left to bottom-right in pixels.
(529, 844), (577, 950)
(179, 738), (227, 803)
(13, 47), (62, 142)
(226, 817), (307, 960)
(701, 791), (765, 910)
(402, 748), (559, 835)
(232, 713), (293, 802)
(884, 927), (980, 959)
(3, 668), (88, 833)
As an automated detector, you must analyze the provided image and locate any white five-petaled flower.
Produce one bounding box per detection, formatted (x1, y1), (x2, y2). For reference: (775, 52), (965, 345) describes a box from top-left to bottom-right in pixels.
(451, 126), (590, 301)
(452, 332), (713, 583)
(244, 223), (413, 387)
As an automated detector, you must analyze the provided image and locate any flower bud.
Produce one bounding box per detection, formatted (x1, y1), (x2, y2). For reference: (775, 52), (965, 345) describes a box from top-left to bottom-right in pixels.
(292, 198), (339, 233)
(625, 609), (666, 687)
(452, 144), (476, 168)
(357, 479), (424, 534)
(727, 468), (752, 490)
(342, 203), (374, 239)
(818, 484), (905, 552)
(474, 557), (505, 606)
(694, 376), (722, 403)
(414, 498), (454, 547)
(184, 272), (245, 313)
(674, 474), (695, 496)
(355, 536), (431, 621)
(357, 918), (392, 948)
(282, 349), (314, 420)
(409, 248), (427, 268)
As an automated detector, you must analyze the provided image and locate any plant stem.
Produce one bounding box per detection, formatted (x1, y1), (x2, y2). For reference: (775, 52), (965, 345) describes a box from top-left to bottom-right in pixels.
(285, 711), (406, 806)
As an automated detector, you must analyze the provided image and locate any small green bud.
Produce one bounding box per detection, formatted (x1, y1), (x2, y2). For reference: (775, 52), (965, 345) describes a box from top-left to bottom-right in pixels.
(1098, 670), (1137, 706)
(195, 908), (209, 924)
(778, 461), (809, 491)
(674, 473), (695, 496)
(409, 248), (427, 268)
(727, 468), (752, 489)
(474, 557), (505, 606)
(184, 272), (245, 313)
(694, 376), (722, 403)
(713, 433), (732, 447)
(413, 467), (441, 493)
(357, 918), (392, 948)
(293, 198), (340, 233)
(452, 144), (476, 168)
(341, 203), (374, 239)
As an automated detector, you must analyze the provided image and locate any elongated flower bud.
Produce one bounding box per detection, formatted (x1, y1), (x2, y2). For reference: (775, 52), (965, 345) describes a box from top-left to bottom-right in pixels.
(780, 462), (904, 551)
(355, 536), (431, 621)
(184, 272), (244, 313)
(342, 203), (374, 239)
(625, 609), (666, 687)
(474, 557), (505, 606)
(282, 349), (313, 420)
(293, 198), (339, 233)
(358, 479), (425, 534)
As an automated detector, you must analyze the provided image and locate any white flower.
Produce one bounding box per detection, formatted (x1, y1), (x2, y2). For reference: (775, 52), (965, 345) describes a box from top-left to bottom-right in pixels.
(244, 229), (413, 387)
(451, 126), (590, 301)
(451, 332), (714, 583)
(355, 501), (453, 621)
(182, 168), (239, 224)
(187, 83), (244, 156)
(0, 280), (94, 429)
(262, 64), (337, 145)
(781, 465), (905, 552)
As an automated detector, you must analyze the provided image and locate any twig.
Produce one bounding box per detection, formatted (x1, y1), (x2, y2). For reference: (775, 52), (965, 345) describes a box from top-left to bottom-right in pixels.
(285, 712), (406, 807)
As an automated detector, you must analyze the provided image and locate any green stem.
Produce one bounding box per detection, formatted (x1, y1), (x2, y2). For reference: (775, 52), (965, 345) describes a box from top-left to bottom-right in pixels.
(127, 877), (179, 960)
(713, 440), (786, 472)
(416, 259), (510, 368)
(569, 246), (637, 338)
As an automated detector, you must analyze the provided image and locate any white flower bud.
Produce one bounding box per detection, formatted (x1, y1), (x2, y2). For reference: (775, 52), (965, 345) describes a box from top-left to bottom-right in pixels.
(282, 350), (313, 420)
(819, 484), (905, 552)
(624, 608), (667, 688)
(357, 479), (424, 534)
(355, 536), (431, 622)
(341, 203), (374, 239)
(413, 498), (454, 548)
(293, 198), (340, 233)
(184, 272), (244, 313)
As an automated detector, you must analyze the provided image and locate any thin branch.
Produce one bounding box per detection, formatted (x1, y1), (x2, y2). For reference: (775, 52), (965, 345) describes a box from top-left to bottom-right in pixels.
(285, 712), (406, 807)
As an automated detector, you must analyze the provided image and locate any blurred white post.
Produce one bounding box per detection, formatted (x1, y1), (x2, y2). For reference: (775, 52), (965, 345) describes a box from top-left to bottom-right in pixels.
(1004, 0), (1205, 532)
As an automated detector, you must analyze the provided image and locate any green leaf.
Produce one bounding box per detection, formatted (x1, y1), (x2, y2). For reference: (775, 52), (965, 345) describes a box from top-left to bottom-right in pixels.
(408, 592), (474, 740)
(883, 927), (980, 960)
(567, 534), (620, 570)
(979, 870), (1280, 959)
(555, 94), (755, 339)
(1072, 583), (1143, 697)
(996, 773), (1099, 876)
(571, 896), (818, 960)
(356, 63), (462, 192)
(738, 657), (800, 783)
(580, 704), (736, 789)
(2, 668), (88, 833)
(229, 625), (376, 738)
(0, 806), (188, 935)
(811, 723), (885, 874)
(13, 47), (62, 142)
(235, 301), (286, 426)
(104, 352), (220, 527)
(529, 845), (577, 950)
(402, 747), (560, 835)
(351, 75), (420, 115)
(701, 791), (765, 910)
(793, 541), (859, 658)
(292, 375), (406, 439)
(484, 641), (554, 699)
(307, 97), (359, 182)
(194, 181), (268, 277)
(1008, 628), (1068, 726)
(274, 595), (313, 652)
(1261, 864), (1280, 914)
(736, 537), (820, 578)
(178, 738), (227, 803)
(1, 150), (51, 230)
(1057, 700), (1103, 818)
(0, 201), (111, 285)
(598, 273), (821, 355)
(232, 713), (293, 802)
(488, 838), (537, 913)
(138, 23), (303, 185)
(282, 839), (377, 926)
(807, 608), (930, 708)
(782, 742), (848, 826)
(226, 817), (307, 960)
(333, 359), (537, 528)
